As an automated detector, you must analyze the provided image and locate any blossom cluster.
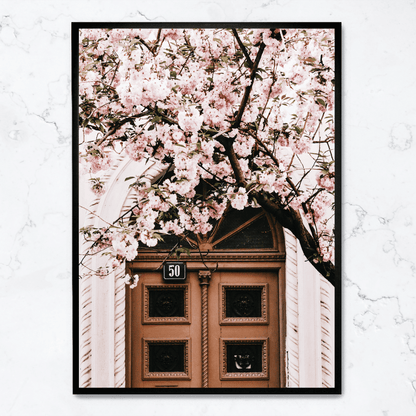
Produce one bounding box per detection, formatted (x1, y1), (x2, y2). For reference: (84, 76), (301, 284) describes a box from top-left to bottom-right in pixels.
(89, 178), (106, 197)
(78, 27), (336, 281)
(121, 273), (140, 289)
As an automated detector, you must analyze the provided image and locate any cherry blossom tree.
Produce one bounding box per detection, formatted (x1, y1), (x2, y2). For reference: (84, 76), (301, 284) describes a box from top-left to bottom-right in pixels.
(78, 27), (336, 286)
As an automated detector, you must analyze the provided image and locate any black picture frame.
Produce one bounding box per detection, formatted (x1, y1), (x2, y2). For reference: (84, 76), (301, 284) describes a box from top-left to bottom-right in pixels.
(72, 21), (342, 395)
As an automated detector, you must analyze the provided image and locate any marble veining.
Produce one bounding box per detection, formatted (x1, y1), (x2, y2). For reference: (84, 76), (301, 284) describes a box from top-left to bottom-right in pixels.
(1, 0), (416, 415)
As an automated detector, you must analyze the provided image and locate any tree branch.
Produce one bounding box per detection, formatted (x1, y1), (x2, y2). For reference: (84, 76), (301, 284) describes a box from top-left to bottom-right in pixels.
(232, 42), (266, 129)
(95, 111), (152, 146)
(232, 29), (253, 69)
(220, 136), (335, 286)
(253, 192), (335, 286)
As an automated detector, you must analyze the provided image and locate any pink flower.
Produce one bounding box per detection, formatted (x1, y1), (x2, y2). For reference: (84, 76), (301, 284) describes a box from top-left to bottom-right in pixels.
(90, 178), (106, 197)
(178, 107), (204, 134)
(79, 28), (337, 273)
(96, 267), (109, 279)
(112, 233), (138, 261)
(230, 187), (248, 210)
(317, 173), (335, 193)
(122, 273), (140, 289)
(233, 132), (255, 158)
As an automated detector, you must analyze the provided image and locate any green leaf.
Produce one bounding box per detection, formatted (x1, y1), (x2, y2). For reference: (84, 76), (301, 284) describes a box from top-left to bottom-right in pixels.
(175, 247), (191, 259)
(124, 176), (135, 181)
(154, 233), (164, 241)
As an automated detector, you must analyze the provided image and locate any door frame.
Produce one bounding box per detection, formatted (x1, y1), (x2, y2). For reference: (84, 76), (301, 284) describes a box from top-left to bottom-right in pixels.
(125, 251), (287, 389)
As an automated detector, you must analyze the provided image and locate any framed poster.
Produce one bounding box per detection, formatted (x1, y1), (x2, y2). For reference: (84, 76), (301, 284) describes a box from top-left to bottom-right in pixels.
(73, 22), (341, 394)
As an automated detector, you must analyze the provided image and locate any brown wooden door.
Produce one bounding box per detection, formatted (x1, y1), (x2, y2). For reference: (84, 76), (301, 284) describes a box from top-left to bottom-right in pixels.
(129, 268), (280, 388)
(208, 269), (279, 388)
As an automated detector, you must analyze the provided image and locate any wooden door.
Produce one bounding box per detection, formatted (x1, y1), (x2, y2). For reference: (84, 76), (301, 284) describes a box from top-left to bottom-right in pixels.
(129, 268), (280, 388)
(130, 270), (201, 388)
(208, 269), (279, 388)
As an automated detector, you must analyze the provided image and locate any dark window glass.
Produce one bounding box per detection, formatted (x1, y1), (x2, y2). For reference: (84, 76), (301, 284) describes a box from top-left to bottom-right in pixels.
(215, 215), (273, 249)
(136, 205), (275, 251)
(148, 343), (185, 372)
(226, 343), (263, 373)
(214, 207), (261, 242)
(225, 288), (262, 317)
(148, 288), (185, 317)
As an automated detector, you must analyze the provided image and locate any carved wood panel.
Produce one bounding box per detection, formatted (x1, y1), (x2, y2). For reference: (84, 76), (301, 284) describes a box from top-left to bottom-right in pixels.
(220, 284), (269, 325)
(142, 284), (190, 325)
(220, 338), (269, 380)
(142, 338), (191, 380)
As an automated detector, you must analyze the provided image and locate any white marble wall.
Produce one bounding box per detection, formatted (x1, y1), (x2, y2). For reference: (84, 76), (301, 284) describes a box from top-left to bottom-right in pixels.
(1, 0), (415, 415)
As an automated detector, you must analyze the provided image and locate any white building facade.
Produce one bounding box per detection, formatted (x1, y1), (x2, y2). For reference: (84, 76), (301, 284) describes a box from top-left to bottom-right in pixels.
(79, 156), (335, 389)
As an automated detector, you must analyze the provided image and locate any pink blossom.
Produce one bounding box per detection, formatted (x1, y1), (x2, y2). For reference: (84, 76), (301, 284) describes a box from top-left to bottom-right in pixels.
(79, 28), (337, 280)
(178, 107), (204, 134)
(121, 273), (140, 289)
(90, 178), (106, 197)
(161, 219), (184, 235)
(96, 267), (109, 279)
(316, 173), (335, 193)
(112, 233), (138, 261)
(110, 258), (121, 269)
(233, 132), (255, 158)
(81, 146), (112, 174)
(229, 187), (248, 210)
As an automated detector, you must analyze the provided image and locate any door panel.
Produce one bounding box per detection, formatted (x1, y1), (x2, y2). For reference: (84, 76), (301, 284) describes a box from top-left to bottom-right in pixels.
(130, 271), (201, 388)
(208, 270), (279, 388)
(129, 268), (279, 388)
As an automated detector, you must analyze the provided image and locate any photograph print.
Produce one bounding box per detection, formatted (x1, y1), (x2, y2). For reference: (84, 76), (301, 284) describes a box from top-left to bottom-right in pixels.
(74, 23), (341, 393)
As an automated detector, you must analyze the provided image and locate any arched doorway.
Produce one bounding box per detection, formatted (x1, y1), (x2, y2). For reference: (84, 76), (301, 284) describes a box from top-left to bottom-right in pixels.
(125, 206), (286, 388)
(79, 158), (335, 389)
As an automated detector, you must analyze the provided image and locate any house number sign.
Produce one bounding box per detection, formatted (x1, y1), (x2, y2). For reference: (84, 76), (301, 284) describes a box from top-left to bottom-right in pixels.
(162, 262), (187, 282)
